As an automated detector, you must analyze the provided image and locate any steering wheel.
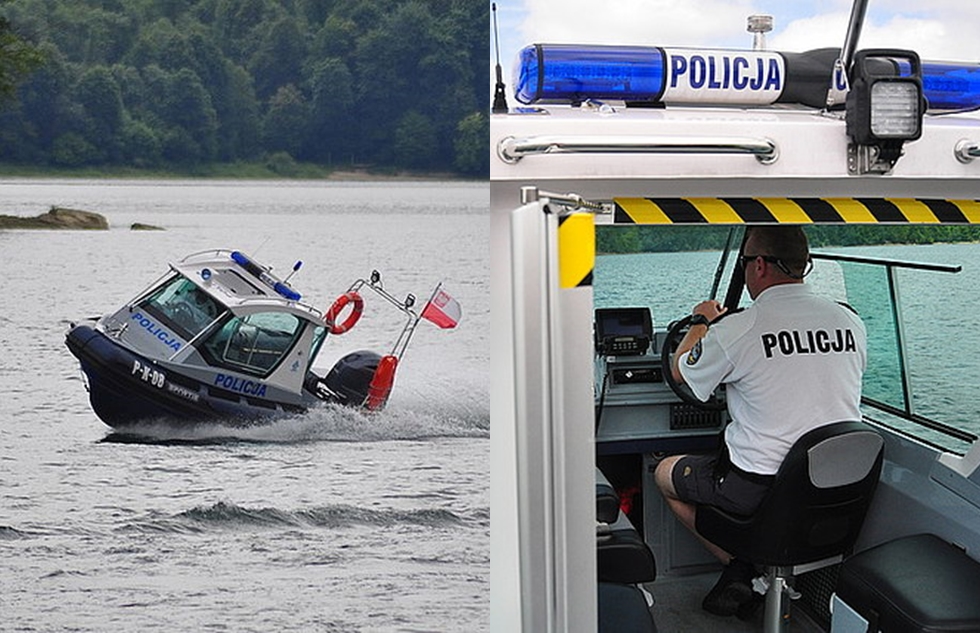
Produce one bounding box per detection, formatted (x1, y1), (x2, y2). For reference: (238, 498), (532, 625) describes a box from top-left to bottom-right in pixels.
(172, 301), (198, 332)
(660, 315), (727, 411)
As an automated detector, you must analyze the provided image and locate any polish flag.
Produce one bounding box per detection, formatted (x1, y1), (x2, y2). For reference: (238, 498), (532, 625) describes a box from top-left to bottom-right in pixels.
(421, 286), (461, 329)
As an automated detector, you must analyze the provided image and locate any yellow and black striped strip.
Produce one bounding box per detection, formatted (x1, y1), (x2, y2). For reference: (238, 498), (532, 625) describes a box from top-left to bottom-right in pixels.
(614, 198), (980, 224)
(558, 212), (594, 288)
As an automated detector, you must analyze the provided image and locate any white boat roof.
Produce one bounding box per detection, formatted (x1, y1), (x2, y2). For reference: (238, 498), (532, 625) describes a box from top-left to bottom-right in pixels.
(491, 104), (980, 202)
(171, 249), (325, 322)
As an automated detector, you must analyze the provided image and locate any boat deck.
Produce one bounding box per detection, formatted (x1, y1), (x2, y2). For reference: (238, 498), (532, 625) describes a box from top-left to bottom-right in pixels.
(646, 571), (825, 633)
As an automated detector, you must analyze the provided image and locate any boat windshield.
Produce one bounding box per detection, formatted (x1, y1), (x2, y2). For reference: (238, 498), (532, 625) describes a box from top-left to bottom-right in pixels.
(200, 311), (304, 377)
(807, 250), (975, 453)
(308, 324), (327, 371)
(136, 274), (223, 342)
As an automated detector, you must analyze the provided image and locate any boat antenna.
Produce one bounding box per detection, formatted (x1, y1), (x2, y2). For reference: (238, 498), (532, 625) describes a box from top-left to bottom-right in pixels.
(491, 3), (509, 114)
(283, 260), (302, 284)
(827, 0), (870, 109)
(251, 235), (272, 258)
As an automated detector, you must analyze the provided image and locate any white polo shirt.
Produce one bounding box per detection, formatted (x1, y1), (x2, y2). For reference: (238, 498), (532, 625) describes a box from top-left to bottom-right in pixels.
(678, 283), (867, 475)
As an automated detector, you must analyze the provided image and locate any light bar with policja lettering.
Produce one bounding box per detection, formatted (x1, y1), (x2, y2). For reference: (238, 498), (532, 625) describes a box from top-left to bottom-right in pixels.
(514, 44), (980, 113)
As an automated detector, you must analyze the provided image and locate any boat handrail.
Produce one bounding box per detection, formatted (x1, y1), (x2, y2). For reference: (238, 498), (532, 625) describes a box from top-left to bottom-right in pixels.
(496, 134), (779, 164)
(954, 139), (980, 164)
(231, 295), (324, 319)
(178, 248), (237, 263)
(862, 399), (978, 445)
(811, 252), (962, 273)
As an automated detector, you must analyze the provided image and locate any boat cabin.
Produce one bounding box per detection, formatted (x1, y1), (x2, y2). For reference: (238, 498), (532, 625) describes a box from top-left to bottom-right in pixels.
(98, 249), (327, 405)
(491, 14), (980, 633)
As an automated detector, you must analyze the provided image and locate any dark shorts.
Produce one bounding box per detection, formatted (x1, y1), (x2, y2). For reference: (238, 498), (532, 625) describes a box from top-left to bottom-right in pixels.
(671, 451), (775, 516)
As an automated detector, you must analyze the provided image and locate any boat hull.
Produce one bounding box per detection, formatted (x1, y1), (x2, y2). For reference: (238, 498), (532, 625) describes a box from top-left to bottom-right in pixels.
(65, 325), (304, 429)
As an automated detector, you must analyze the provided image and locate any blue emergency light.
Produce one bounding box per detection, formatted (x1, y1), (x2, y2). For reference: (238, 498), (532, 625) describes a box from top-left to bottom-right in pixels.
(514, 43), (980, 113)
(231, 250), (302, 301)
(515, 44), (665, 104)
(921, 62), (980, 112)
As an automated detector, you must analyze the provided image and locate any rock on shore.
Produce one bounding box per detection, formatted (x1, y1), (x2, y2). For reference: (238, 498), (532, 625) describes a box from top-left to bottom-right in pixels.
(0, 207), (109, 230)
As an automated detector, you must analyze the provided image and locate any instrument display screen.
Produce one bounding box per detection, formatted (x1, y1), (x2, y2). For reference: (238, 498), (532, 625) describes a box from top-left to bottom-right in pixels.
(595, 308), (652, 356)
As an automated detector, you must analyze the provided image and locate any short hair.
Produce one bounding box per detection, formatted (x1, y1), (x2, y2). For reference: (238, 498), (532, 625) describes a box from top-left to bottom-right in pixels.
(746, 225), (810, 278)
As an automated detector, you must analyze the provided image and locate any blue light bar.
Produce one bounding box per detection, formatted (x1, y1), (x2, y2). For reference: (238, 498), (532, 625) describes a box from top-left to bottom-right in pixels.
(273, 282), (301, 301)
(231, 250), (261, 276)
(515, 44), (665, 104)
(922, 62), (980, 112)
(231, 250), (300, 300)
(514, 44), (980, 113)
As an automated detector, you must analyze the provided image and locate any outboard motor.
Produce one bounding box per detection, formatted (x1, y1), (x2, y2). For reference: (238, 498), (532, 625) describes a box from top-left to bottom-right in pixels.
(323, 350), (382, 406)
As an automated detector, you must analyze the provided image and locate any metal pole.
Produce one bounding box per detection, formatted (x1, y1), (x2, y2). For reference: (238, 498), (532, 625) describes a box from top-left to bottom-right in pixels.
(763, 568), (792, 633)
(827, 0), (871, 108)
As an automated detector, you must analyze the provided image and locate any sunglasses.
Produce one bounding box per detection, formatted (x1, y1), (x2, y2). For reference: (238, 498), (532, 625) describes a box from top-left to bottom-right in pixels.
(738, 254), (781, 269)
(739, 254), (813, 279)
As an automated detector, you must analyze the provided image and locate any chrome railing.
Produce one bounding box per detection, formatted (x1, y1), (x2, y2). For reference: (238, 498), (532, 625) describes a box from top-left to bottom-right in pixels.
(497, 134), (779, 164)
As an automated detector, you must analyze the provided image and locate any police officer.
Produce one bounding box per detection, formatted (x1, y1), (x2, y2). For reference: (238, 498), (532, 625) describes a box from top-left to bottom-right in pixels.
(654, 225), (867, 617)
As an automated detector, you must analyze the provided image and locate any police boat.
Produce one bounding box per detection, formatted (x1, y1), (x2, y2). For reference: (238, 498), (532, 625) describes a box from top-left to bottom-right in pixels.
(66, 249), (444, 428)
(492, 2), (980, 633)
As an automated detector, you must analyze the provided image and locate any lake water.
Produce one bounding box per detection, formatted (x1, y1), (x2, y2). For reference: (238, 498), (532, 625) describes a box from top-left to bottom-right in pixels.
(0, 179), (489, 632)
(595, 241), (980, 451)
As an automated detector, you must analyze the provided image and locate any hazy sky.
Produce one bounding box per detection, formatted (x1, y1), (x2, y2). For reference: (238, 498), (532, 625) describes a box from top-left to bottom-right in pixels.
(493, 1), (980, 85)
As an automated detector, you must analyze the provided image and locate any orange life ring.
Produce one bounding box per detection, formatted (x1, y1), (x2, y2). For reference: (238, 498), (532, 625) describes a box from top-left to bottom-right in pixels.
(324, 291), (363, 334)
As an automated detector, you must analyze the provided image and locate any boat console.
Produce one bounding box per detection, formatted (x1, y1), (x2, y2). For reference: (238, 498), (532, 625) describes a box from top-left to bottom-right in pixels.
(593, 307), (728, 576)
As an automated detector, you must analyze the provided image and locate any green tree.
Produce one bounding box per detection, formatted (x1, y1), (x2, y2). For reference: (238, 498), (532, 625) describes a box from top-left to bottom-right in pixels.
(214, 61), (260, 160)
(0, 14), (43, 100)
(453, 111), (487, 176)
(74, 65), (124, 162)
(213, 0), (281, 63)
(262, 83), (308, 157)
(48, 4), (135, 64)
(10, 42), (70, 157)
(355, 2), (441, 164)
(305, 57), (354, 162)
(464, 2), (491, 114)
(121, 117), (162, 166)
(597, 227), (641, 254)
(393, 109), (437, 169)
(148, 67), (218, 163)
(248, 16), (306, 101)
(51, 131), (99, 166)
(310, 15), (357, 60)
(110, 63), (145, 113)
(0, 0), (487, 175)
(127, 18), (195, 71)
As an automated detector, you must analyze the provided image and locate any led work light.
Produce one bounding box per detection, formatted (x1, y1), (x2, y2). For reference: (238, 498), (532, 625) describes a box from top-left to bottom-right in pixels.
(845, 49), (925, 173)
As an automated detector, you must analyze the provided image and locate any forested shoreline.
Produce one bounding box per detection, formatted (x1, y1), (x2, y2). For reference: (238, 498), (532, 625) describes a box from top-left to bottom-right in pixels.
(598, 224), (980, 254)
(0, 0), (488, 177)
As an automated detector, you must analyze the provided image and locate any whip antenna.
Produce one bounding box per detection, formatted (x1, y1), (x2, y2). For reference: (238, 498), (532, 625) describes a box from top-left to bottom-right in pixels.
(492, 3), (509, 114)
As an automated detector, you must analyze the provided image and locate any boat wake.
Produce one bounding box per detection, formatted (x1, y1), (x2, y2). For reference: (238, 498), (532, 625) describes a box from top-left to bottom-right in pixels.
(118, 500), (466, 535)
(99, 389), (489, 446)
(0, 525), (33, 540)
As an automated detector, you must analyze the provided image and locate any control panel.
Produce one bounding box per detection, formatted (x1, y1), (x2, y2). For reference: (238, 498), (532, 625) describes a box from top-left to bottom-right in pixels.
(595, 307), (653, 357)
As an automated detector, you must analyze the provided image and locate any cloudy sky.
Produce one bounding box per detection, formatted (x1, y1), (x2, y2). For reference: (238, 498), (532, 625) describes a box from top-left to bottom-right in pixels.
(493, 1), (980, 85)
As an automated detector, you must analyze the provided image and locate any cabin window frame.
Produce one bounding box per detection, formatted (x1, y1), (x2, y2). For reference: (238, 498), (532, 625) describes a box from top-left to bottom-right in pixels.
(136, 273), (224, 342)
(199, 311), (306, 378)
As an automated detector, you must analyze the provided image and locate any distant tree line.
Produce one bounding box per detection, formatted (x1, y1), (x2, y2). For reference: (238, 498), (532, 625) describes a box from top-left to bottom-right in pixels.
(598, 224), (980, 254)
(0, 0), (489, 176)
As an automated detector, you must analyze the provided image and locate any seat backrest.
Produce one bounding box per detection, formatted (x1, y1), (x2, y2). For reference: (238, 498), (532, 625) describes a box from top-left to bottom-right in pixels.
(749, 420), (885, 564)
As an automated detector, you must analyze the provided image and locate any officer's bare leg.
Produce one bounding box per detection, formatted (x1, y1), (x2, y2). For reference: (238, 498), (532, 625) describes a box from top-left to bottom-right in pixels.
(654, 455), (732, 563)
